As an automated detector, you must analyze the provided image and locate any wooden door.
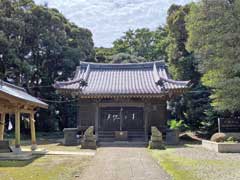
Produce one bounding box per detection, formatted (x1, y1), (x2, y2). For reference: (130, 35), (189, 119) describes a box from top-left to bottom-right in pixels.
(100, 107), (120, 131)
(122, 107), (144, 131)
(100, 107), (144, 131)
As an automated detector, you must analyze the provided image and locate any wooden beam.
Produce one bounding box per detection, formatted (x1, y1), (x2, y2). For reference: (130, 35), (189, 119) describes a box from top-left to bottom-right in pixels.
(0, 113), (6, 140)
(99, 102), (145, 108)
(30, 112), (37, 150)
(21, 109), (36, 114)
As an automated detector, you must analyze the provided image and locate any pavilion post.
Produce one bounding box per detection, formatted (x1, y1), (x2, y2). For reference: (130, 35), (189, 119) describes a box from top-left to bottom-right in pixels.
(15, 110), (21, 151)
(30, 112), (37, 150)
(0, 112), (6, 140)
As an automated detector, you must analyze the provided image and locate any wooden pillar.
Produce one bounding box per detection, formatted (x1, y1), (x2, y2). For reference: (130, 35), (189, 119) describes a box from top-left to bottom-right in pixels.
(94, 103), (99, 141)
(30, 112), (37, 150)
(15, 110), (21, 150)
(0, 112), (6, 140)
(144, 105), (150, 141)
(159, 101), (168, 130)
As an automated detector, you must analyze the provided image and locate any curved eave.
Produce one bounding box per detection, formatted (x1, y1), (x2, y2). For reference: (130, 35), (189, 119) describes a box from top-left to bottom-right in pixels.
(55, 86), (189, 99)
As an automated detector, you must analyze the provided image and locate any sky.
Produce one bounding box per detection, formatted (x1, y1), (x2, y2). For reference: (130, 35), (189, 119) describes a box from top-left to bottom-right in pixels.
(34, 0), (193, 47)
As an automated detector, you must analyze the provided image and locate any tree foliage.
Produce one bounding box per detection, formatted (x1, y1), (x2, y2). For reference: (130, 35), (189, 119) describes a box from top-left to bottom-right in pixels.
(186, 0), (240, 111)
(112, 28), (168, 61)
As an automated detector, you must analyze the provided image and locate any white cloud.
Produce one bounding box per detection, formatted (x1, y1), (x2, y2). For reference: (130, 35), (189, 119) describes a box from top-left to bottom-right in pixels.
(34, 0), (193, 47)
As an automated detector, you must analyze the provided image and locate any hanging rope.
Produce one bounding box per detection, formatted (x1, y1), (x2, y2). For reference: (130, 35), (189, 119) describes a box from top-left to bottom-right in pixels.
(38, 98), (78, 103)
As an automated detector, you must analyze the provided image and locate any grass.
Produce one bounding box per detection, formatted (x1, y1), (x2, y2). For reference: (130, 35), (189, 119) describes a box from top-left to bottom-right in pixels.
(0, 155), (91, 180)
(150, 147), (198, 180)
(0, 137), (93, 180)
(149, 144), (240, 180)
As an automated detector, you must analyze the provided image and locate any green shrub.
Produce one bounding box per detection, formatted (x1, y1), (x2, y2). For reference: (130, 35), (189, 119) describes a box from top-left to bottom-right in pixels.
(225, 136), (238, 143)
(167, 119), (188, 131)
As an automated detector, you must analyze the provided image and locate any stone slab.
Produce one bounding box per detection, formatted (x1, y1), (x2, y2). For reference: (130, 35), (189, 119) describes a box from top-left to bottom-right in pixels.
(34, 150), (95, 156)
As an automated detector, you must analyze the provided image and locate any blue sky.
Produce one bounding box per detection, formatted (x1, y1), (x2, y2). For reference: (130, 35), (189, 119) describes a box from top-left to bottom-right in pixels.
(34, 0), (193, 47)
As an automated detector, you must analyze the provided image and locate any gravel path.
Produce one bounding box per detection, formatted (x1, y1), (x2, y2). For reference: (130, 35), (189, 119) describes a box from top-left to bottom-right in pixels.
(172, 144), (240, 180)
(176, 144), (240, 160)
(78, 147), (171, 180)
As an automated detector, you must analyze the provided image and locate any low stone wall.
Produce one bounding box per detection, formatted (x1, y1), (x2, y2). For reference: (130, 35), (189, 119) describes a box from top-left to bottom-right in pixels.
(202, 140), (240, 153)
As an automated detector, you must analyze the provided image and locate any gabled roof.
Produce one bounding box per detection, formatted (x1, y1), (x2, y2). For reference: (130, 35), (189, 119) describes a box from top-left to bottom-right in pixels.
(54, 61), (190, 98)
(0, 80), (48, 109)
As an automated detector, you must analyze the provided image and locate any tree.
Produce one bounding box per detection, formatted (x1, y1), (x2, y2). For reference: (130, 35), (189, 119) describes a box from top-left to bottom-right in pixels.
(186, 0), (240, 112)
(95, 47), (116, 63)
(110, 53), (145, 64)
(0, 0), (95, 132)
(166, 4), (216, 132)
(112, 28), (168, 61)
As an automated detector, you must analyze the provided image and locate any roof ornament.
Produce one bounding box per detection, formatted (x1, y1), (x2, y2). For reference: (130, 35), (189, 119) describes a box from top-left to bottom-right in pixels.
(156, 79), (166, 92)
(152, 62), (166, 91)
(79, 79), (88, 87)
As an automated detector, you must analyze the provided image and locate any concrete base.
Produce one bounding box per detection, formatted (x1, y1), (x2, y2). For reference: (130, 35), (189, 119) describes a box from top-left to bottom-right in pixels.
(115, 131), (128, 141)
(81, 140), (97, 150)
(202, 140), (240, 153)
(11, 147), (22, 154)
(31, 144), (37, 151)
(0, 151), (34, 160)
(149, 141), (165, 149)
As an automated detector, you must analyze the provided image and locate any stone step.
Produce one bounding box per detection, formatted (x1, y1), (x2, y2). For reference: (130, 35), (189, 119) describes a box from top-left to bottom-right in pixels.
(98, 141), (148, 147)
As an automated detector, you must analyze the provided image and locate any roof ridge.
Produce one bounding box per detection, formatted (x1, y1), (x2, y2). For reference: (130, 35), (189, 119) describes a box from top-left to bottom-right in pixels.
(80, 60), (165, 66)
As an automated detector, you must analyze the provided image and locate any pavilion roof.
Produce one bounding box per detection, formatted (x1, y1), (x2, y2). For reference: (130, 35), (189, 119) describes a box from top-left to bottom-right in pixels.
(54, 61), (190, 98)
(0, 80), (48, 109)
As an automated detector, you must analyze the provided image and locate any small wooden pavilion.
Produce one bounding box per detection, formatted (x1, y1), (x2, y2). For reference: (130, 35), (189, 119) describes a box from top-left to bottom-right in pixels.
(0, 80), (48, 151)
(54, 61), (189, 141)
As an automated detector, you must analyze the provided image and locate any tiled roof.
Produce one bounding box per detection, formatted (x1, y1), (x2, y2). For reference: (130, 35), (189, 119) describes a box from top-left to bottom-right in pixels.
(54, 61), (189, 97)
(0, 80), (48, 108)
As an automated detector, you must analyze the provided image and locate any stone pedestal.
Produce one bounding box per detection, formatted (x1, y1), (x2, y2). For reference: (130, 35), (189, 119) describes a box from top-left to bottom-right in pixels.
(166, 129), (180, 145)
(63, 128), (79, 146)
(115, 131), (128, 141)
(81, 126), (97, 149)
(149, 127), (164, 149)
